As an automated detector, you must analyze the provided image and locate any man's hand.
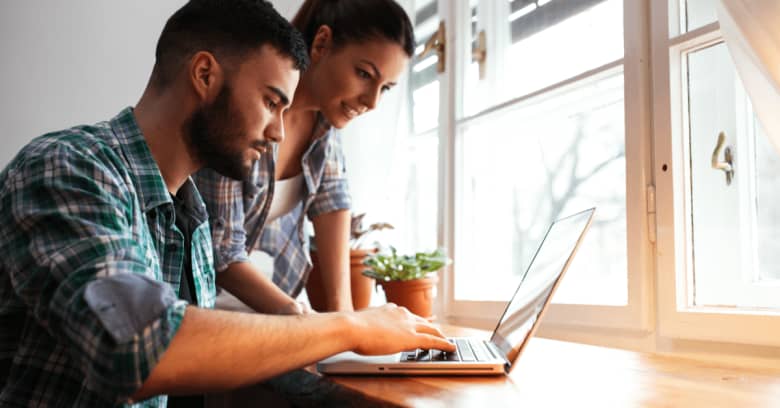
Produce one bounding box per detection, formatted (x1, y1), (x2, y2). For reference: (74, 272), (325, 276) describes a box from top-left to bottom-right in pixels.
(345, 304), (456, 355)
(134, 304), (452, 400)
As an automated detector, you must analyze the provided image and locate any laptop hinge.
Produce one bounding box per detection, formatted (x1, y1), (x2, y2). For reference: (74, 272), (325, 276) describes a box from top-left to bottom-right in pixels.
(487, 341), (511, 372)
(646, 184), (657, 244)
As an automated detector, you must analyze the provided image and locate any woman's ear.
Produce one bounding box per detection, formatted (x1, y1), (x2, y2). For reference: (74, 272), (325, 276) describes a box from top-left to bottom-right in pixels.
(310, 25), (333, 64)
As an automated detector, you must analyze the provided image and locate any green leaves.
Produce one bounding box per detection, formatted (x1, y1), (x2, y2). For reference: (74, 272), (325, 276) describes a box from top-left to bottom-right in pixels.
(362, 247), (452, 281)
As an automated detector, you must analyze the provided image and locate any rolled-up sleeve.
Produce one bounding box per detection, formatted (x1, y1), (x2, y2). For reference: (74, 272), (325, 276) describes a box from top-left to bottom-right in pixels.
(193, 168), (250, 272)
(307, 131), (352, 219)
(0, 145), (186, 403)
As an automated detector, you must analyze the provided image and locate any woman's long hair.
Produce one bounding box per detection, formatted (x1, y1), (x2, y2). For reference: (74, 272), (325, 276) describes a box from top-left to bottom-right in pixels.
(291, 0), (415, 57)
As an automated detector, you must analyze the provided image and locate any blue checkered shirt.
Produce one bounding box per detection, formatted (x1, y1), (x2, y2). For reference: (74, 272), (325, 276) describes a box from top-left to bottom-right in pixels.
(194, 117), (351, 296)
(0, 108), (216, 407)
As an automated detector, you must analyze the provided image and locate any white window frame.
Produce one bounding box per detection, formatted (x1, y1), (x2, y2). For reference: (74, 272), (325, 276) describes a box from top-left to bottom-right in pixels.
(652, 0), (780, 347)
(420, 0), (780, 348)
(431, 0), (655, 333)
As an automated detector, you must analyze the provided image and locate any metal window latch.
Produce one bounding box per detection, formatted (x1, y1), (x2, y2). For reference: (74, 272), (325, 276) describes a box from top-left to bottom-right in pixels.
(472, 30), (487, 80)
(419, 21), (446, 73)
(711, 131), (735, 186)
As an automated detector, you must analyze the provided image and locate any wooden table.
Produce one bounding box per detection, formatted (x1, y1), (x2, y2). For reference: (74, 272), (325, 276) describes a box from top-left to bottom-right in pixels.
(316, 325), (780, 408)
(211, 325), (780, 407)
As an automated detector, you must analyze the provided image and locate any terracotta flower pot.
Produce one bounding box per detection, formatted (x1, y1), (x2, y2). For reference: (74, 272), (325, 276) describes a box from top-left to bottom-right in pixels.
(378, 274), (439, 320)
(349, 248), (376, 310)
(307, 248), (376, 312)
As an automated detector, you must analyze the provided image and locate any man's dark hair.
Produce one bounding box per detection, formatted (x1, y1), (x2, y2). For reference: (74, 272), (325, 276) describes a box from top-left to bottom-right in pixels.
(291, 0), (415, 58)
(152, 0), (309, 88)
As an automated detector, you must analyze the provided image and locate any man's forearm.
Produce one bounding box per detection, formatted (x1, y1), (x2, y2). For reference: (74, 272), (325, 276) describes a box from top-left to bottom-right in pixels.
(132, 305), (456, 401)
(217, 261), (298, 314)
(132, 307), (352, 400)
(312, 209), (352, 311)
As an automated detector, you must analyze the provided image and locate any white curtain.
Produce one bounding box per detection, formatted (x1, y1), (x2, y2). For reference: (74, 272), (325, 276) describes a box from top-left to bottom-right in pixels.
(716, 0), (780, 154)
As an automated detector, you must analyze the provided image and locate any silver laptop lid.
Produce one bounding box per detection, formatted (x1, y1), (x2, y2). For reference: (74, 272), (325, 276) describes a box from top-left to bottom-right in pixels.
(489, 208), (595, 366)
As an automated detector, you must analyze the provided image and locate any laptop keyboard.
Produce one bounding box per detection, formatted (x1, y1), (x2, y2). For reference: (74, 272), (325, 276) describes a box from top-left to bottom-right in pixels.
(400, 338), (494, 363)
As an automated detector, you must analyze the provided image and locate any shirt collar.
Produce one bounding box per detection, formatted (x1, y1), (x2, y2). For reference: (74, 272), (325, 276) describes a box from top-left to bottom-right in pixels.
(108, 107), (173, 213)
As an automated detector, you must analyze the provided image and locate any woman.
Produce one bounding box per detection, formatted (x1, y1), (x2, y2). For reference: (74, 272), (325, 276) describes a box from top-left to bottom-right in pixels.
(194, 0), (414, 314)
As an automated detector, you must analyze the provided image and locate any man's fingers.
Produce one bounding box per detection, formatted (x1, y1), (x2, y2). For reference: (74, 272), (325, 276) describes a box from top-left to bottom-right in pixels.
(415, 322), (447, 339)
(417, 334), (457, 352)
(414, 323), (455, 352)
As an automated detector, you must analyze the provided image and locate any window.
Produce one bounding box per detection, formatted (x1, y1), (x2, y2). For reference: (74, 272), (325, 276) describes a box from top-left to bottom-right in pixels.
(464, 0), (624, 117)
(393, 0), (441, 255)
(398, 0), (653, 332)
(655, 0), (780, 346)
(456, 69), (627, 305)
(672, 0), (717, 35)
(393, 0), (780, 348)
(686, 42), (780, 310)
(457, 0), (629, 309)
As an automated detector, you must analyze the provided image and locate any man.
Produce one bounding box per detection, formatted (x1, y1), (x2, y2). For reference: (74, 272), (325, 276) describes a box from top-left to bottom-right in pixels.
(0, 1), (454, 406)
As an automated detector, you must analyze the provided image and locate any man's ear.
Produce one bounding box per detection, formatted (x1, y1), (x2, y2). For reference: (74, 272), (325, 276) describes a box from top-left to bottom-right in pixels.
(310, 25), (333, 64)
(189, 51), (223, 101)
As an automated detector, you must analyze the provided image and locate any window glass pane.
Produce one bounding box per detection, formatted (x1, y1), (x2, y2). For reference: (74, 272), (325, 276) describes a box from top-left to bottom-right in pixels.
(464, 0), (623, 117)
(686, 42), (780, 309)
(455, 70), (627, 305)
(394, 133), (439, 255)
(410, 0), (440, 134)
(755, 124), (780, 283)
(684, 0), (717, 33)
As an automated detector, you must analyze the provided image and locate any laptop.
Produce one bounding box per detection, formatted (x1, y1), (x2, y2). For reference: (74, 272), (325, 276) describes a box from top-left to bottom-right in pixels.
(318, 207), (596, 376)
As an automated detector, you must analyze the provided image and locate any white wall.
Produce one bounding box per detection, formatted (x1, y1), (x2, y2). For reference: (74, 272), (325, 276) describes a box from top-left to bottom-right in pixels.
(0, 0), (404, 223)
(0, 0), (305, 170)
(0, 1), (187, 168)
(272, 1), (304, 19)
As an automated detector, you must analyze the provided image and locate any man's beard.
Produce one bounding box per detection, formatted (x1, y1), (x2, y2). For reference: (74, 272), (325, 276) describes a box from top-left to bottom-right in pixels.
(186, 84), (255, 181)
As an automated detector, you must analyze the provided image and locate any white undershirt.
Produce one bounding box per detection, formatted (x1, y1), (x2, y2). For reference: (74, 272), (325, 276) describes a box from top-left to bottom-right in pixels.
(266, 173), (305, 223)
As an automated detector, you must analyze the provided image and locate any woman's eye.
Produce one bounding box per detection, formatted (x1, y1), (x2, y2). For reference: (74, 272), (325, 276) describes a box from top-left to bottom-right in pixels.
(356, 68), (372, 79)
(381, 85), (391, 93)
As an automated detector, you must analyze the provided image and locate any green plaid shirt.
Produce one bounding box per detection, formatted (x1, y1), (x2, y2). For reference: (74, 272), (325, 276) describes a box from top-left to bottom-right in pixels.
(0, 108), (216, 407)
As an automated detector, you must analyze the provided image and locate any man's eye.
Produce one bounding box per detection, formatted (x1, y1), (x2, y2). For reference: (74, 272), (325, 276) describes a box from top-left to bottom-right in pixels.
(381, 85), (391, 93)
(267, 99), (278, 111)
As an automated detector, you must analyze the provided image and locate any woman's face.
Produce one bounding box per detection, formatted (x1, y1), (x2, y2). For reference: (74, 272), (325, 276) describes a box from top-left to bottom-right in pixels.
(308, 37), (409, 129)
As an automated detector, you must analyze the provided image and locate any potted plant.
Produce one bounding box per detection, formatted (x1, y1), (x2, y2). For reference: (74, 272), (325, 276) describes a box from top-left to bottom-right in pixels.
(307, 213), (393, 311)
(362, 247), (452, 320)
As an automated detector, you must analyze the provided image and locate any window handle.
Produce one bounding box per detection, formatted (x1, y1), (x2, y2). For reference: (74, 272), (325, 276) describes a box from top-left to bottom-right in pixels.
(711, 131), (735, 186)
(419, 21), (446, 74)
(472, 30), (487, 80)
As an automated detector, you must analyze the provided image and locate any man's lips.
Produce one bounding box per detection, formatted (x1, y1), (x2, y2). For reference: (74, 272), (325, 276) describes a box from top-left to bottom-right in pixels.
(250, 142), (271, 160)
(254, 145), (269, 154)
(253, 140), (271, 154)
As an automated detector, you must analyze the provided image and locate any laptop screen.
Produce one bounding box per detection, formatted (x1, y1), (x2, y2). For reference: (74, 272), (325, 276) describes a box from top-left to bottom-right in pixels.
(489, 208), (595, 365)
